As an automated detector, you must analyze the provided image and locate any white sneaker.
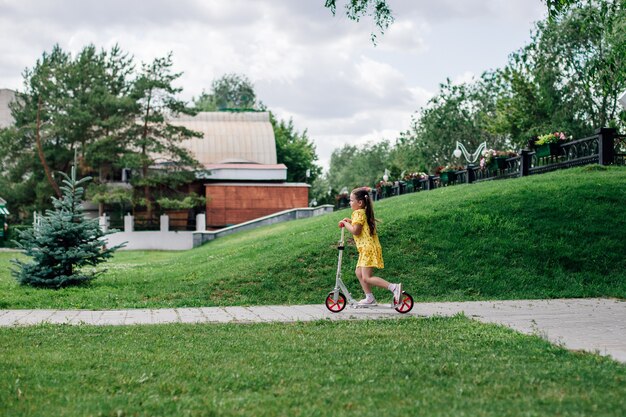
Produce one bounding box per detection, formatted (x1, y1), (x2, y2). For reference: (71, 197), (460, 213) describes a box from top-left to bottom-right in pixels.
(358, 298), (377, 305)
(392, 283), (402, 305)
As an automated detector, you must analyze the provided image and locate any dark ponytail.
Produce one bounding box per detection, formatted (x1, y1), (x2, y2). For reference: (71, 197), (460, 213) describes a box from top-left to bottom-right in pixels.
(351, 187), (377, 235)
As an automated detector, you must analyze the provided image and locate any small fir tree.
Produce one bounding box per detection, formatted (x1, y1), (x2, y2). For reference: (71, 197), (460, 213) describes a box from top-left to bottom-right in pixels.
(11, 165), (125, 288)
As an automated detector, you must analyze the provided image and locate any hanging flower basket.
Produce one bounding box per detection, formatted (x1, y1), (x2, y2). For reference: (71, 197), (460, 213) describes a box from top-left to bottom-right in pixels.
(535, 143), (561, 158)
(495, 156), (508, 170)
(440, 171), (456, 184)
(535, 132), (569, 158)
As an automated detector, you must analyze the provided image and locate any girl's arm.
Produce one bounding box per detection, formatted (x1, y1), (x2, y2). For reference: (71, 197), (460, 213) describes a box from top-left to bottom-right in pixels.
(338, 219), (362, 236)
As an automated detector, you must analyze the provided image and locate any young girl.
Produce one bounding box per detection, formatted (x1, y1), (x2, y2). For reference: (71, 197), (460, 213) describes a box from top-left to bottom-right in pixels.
(338, 187), (402, 305)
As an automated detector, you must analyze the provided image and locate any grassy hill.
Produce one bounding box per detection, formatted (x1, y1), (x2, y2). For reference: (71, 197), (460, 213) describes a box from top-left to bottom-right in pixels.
(1, 165), (625, 309)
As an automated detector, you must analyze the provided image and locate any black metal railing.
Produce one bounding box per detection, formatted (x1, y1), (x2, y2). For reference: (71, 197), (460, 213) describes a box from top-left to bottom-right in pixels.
(370, 127), (622, 202)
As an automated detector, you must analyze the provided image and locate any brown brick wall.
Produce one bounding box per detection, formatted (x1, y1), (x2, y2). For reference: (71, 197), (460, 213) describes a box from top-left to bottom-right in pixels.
(205, 184), (309, 227)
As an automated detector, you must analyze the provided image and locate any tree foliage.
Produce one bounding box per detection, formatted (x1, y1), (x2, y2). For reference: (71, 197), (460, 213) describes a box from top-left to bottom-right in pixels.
(0, 45), (203, 222)
(326, 141), (394, 193)
(322, 1), (581, 42)
(11, 165), (124, 288)
(322, 1), (625, 193)
(0, 45), (137, 218)
(193, 73), (257, 111)
(324, 0), (394, 43)
(491, 0), (626, 145)
(125, 53), (202, 218)
(399, 75), (510, 170)
(270, 113), (321, 184)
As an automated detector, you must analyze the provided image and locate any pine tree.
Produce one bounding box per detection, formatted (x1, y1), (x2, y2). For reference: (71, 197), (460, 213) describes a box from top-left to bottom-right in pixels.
(11, 165), (125, 288)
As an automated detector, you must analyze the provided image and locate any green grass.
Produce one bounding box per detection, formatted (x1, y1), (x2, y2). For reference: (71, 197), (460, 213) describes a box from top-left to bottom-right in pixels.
(1, 166), (625, 309)
(1, 316), (624, 417)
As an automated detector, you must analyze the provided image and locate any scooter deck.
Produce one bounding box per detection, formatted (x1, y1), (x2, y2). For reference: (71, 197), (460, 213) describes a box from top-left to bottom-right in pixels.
(348, 301), (403, 309)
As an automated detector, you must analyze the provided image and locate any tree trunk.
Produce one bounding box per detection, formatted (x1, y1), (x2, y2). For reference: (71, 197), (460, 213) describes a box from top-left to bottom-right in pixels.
(35, 97), (62, 198)
(142, 96), (152, 221)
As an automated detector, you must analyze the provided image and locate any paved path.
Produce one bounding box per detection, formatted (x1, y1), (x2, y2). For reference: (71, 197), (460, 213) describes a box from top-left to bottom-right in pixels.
(0, 298), (624, 363)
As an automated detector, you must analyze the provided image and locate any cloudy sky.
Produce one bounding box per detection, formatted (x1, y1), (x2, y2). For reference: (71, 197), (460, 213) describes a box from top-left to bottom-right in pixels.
(0, 0), (546, 170)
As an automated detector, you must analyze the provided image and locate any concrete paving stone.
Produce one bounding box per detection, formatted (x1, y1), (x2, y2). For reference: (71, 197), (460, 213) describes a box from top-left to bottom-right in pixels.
(289, 304), (328, 318)
(0, 310), (33, 326)
(242, 306), (289, 322)
(197, 307), (233, 323)
(262, 305), (326, 322)
(13, 310), (56, 325)
(46, 310), (81, 324)
(94, 310), (128, 325)
(176, 308), (210, 324)
(123, 309), (154, 325)
(69, 311), (104, 325)
(149, 309), (179, 324)
(222, 306), (264, 323)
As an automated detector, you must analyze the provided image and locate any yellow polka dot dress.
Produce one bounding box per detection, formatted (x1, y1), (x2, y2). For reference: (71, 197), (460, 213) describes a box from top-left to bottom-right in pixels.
(351, 209), (384, 269)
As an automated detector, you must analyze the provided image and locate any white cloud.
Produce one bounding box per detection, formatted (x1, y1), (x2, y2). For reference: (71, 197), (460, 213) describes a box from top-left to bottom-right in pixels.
(378, 19), (428, 53)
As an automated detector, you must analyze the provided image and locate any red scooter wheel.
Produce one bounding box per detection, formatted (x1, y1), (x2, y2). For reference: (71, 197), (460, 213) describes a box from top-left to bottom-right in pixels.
(395, 291), (414, 314)
(325, 292), (346, 312)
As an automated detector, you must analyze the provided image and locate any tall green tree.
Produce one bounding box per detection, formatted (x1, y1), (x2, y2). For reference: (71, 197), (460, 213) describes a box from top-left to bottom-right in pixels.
(270, 113), (321, 184)
(125, 53), (202, 220)
(193, 73), (257, 111)
(0, 44), (136, 219)
(492, 0), (626, 145)
(402, 76), (510, 170)
(326, 140), (394, 193)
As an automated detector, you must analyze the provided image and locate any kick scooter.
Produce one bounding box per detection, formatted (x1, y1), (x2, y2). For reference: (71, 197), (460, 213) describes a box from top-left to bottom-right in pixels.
(324, 224), (414, 314)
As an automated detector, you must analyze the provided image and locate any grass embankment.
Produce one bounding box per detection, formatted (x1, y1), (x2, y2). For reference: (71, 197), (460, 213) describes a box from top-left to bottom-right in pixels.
(1, 317), (624, 417)
(0, 166), (625, 309)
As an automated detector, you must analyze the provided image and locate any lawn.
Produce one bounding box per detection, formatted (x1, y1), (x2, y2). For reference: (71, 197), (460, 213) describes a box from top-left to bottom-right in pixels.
(1, 316), (625, 417)
(1, 166), (625, 309)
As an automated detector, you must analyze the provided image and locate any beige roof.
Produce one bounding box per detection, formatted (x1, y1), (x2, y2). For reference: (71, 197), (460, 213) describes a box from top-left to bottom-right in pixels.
(169, 112), (277, 166)
(0, 89), (16, 128)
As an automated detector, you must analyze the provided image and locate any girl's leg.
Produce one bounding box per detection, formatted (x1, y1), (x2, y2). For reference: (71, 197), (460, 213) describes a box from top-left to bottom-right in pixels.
(355, 266), (376, 303)
(355, 266), (371, 294)
(361, 267), (390, 289)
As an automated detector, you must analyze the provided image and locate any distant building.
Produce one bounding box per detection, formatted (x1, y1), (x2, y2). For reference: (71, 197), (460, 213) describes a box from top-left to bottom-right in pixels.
(0, 89), (16, 128)
(0, 90), (308, 228)
(170, 112), (309, 228)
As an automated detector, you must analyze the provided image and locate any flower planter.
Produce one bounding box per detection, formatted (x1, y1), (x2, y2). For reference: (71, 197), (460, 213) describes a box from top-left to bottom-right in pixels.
(495, 156), (508, 170)
(411, 178), (422, 191)
(486, 160), (497, 173)
(536, 143), (562, 158)
(383, 185), (393, 197)
(440, 171), (456, 184)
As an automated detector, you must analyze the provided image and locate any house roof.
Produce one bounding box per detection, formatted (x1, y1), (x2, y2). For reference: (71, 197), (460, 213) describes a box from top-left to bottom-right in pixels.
(168, 112), (277, 166)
